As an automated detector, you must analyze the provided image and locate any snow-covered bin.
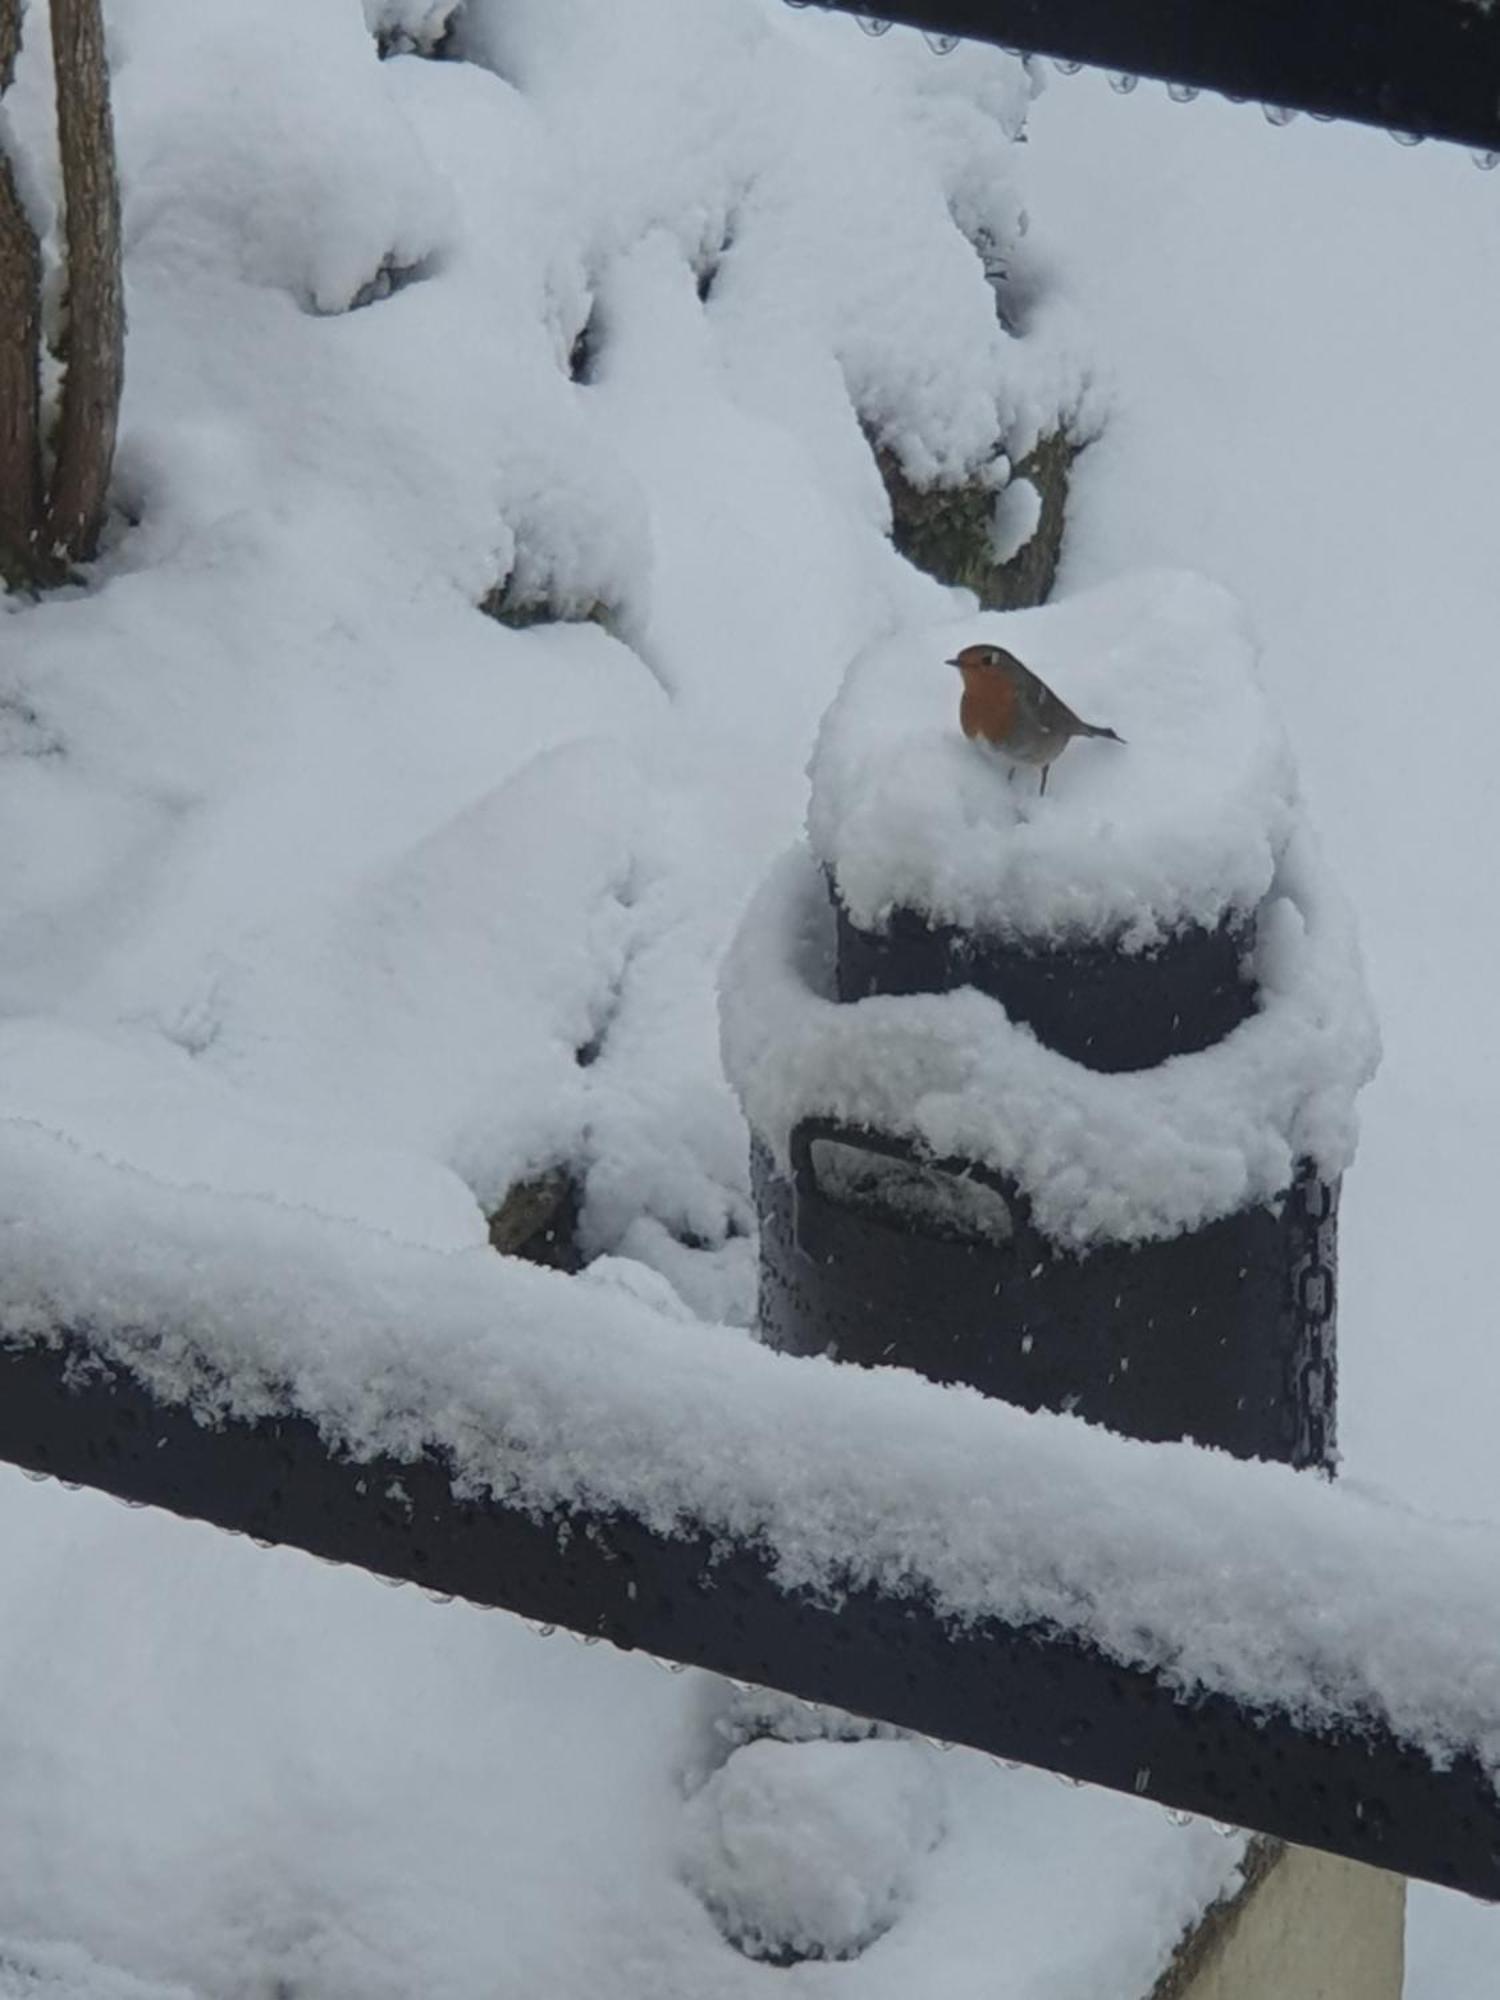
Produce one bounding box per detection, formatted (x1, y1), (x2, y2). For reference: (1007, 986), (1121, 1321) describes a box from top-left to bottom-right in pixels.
(720, 573), (1378, 1469)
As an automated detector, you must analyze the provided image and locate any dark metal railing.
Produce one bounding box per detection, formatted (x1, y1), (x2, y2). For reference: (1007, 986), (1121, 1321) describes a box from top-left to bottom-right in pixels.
(810, 0), (1500, 157)
(4, 1326), (1498, 1897)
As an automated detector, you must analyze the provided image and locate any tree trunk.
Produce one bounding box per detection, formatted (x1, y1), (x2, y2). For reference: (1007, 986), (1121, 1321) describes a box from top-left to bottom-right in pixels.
(46, 0), (123, 566)
(0, 0), (45, 588)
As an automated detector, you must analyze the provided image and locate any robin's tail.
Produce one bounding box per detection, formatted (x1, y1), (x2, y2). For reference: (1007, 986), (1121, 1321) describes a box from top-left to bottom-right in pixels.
(1079, 721), (1125, 744)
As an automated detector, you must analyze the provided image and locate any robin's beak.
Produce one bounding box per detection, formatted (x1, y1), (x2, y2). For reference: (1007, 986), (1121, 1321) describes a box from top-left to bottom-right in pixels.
(945, 656), (963, 669)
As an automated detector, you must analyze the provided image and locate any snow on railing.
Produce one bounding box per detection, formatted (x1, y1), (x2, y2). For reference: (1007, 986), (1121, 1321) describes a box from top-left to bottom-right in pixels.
(1, 1103), (1499, 1894)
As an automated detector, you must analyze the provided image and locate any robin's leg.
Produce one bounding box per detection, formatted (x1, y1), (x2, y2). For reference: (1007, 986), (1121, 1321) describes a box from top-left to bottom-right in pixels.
(1039, 765), (1050, 798)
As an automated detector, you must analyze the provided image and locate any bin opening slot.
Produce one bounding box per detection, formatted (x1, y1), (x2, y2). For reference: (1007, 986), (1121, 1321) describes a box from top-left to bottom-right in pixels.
(807, 1136), (1014, 1246)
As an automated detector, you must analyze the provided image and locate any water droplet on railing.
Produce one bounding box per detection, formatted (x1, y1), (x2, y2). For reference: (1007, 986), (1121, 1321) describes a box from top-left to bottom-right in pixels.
(1107, 71), (1139, 94)
(923, 30), (961, 53)
(1389, 128), (1424, 146)
(1262, 103), (1298, 126)
(1052, 57), (1083, 75)
(856, 14), (893, 33)
(1166, 81), (1199, 103)
(1473, 148), (1500, 170)
(20, 1467), (49, 1483)
(1167, 1808), (1196, 1827)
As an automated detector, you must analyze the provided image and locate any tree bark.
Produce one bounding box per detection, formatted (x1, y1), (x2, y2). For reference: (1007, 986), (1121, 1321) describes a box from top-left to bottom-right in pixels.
(0, 0), (20, 92)
(45, 0), (122, 566)
(0, 0), (45, 587)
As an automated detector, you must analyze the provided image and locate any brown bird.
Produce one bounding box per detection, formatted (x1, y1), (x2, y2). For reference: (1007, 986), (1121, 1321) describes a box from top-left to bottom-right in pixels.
(948, 643), (1124, 797)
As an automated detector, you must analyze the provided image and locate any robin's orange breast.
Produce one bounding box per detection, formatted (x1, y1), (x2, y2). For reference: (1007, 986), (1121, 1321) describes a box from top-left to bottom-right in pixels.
(959, 670), (1018, 746)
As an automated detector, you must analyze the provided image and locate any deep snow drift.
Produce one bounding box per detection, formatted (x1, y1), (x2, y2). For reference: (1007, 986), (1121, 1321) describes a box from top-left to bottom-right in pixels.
(0, 0), (1091, 1331)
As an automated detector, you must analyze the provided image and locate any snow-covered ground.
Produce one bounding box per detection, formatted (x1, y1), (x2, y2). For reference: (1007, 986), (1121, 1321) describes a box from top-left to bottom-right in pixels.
(0, 1), (1497, 1993)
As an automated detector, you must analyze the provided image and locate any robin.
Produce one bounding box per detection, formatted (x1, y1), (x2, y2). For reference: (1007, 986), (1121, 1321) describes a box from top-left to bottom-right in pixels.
(948, 643), (1124, 796)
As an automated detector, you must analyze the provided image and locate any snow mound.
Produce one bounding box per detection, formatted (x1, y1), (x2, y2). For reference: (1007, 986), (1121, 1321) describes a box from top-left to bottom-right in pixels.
(721, 833), (1377, 1247)
(117, 3), (454, 317)
(680, 1737), (944, 1961)
(0, 0), (1088, 1316)
(809, 570), (1299, 946)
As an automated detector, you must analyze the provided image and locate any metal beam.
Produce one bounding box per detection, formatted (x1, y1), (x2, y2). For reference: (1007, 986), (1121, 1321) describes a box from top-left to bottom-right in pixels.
(812, 0), (1500, 156)
(4, 1329), (1498, 1898)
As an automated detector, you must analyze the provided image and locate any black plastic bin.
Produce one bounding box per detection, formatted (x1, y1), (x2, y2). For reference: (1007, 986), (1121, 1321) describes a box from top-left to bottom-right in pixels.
(754, 1123), (1337, 1470)
(752, 854), (1339, 1470)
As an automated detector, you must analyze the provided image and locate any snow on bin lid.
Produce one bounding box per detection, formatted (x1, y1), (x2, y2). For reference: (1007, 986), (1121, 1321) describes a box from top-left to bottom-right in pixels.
(721, 835), (1377, 1248)
(809, 571), (1299, 948)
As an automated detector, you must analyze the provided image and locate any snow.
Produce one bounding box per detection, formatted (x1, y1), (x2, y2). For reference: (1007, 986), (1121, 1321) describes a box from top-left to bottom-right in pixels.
(1021, 72), (1500, 1996)
(0, 4), (1210, 1992)
(721, 833), (1375, 1247)
(0, 0), (1083, 1319)
(0, 0), (1494, 1993)
(0, 1944), (190, 2000)
(0, 1491), (1247, 1997)
(680, 1737), (945, 1961)
(808, 570), (1299, 946)
(6, 1102), (1500, 1791)
(678, 1736), (1242, 1988)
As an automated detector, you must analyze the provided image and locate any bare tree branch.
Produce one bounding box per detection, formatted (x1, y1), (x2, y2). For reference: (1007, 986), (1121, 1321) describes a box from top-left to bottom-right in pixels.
(45, 0), (122, 566)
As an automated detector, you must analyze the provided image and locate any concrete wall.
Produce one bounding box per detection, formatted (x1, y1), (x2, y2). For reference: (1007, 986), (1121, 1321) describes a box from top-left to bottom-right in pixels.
(1159, 1843), (1405, 2000)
